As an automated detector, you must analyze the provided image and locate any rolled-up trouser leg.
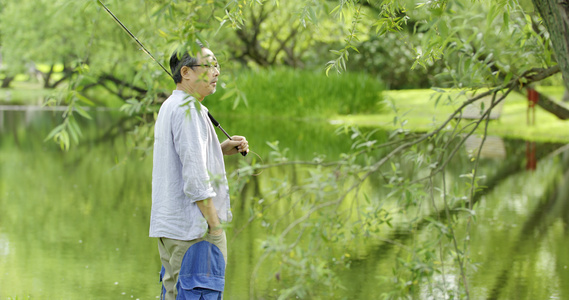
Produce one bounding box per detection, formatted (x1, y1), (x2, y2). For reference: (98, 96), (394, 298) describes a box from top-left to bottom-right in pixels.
(205, 231), (227, 267)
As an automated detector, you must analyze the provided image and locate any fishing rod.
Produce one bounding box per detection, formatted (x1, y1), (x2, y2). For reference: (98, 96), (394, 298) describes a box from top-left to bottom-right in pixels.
(97, 0), (247, 156)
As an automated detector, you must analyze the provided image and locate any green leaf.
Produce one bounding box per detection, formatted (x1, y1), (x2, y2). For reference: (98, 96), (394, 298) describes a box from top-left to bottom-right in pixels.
(59, 130), (70, 151)
(195, 32), (206, 45)
(232, 95), (241, 109)
(75, 106), (92, 120)
(44, 124), (65, 142)
(502, 11), (509, 31)
(75, 92), (95, 106)
(325, 64), (332, 77)
(330, 4), (341, 16)
(158, 29), (169, 38)
(240, 92), (249, 107)
(67, 120), (79, 144)
(220, 89), (237, 101)
(438, 20), (448, 37)
(503, 71), (513, 85)
(454, 207), (476, 216)
(69, 117), (83, 138)
(309, 6), (318, 25)
(486, 4), (499, 27)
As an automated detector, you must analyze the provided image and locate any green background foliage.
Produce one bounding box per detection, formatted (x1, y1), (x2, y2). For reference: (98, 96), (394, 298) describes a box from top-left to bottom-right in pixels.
(1, 0), (568, 299)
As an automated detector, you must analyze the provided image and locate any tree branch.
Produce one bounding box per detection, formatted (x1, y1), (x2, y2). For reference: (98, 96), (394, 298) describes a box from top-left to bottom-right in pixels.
(259, 65), (560, 244)
(99, 74), (148, 94)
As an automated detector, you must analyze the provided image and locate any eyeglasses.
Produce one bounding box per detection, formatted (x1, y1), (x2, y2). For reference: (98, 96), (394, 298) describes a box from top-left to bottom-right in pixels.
(189, 62), (220, 72)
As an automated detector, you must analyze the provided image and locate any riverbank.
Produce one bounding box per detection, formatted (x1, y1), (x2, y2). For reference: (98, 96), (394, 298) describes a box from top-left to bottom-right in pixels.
(333, 87), (569, 143)
(1, 74), (567, 143)
(0, 82), (53, 105)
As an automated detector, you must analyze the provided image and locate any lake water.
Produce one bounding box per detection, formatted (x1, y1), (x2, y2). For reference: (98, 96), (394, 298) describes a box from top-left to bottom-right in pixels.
(0, 109), (568, 299)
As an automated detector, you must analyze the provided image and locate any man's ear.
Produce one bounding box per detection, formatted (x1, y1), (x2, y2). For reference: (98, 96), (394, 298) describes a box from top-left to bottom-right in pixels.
(180, 66), (192, 79)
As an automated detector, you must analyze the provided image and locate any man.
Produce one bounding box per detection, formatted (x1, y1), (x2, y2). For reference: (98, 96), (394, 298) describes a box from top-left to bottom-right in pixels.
(150, 45), (248, 299)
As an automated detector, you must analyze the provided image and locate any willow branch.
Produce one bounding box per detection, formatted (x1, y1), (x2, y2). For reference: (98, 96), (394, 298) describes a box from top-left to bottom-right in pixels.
(409, 87), (514, 185)
(252, 160), (345, 170)
(442, 170), (470, 298)
(462, 87), (495, 281)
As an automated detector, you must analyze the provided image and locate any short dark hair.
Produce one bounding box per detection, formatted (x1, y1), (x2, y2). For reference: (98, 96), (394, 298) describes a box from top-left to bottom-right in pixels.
(169, 52), (197, 84)
(169, 41), (206, 84)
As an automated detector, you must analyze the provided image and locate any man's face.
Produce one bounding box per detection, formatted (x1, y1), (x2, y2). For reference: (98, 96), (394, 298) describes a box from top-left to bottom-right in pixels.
(186, 48), (220, 99)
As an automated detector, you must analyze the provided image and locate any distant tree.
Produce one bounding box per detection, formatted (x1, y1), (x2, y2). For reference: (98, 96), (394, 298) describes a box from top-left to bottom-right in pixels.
(1, 0), (84, 88)
(0, 0), (13, 88)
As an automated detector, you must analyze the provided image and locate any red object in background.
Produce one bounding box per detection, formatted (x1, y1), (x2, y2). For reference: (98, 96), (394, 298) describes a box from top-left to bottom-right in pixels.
(526, 141), (537, 171)
(526, 88), (538, 171)
(527, 89), (539, 107)
(527, 88), (538, 126)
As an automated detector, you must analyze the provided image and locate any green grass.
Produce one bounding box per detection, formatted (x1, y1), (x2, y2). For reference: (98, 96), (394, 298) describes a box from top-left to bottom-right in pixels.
(335, 88), (569, 143)
(3, 68), (568, 143)
(206, 68), (386, 118)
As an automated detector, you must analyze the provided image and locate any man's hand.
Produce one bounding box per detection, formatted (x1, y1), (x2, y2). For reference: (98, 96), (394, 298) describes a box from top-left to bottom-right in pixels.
(196, 198), (223, 235)
(221, 135), (249, 156)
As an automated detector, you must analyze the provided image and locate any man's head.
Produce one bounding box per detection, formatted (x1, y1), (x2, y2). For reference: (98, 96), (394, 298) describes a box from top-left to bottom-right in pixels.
(169, 46), (220, 101)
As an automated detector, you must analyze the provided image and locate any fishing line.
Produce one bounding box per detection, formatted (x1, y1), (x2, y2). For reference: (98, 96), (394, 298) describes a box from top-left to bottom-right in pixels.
(97, 0), (172, 78)
(97, 0), (259, 162)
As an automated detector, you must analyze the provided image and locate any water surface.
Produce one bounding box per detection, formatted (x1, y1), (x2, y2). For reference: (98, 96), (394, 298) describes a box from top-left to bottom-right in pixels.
(0, 109), (567, 299)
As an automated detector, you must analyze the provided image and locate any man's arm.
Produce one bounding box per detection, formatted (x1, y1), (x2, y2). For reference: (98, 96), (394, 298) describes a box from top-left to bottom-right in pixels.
(196, 198), (223, 235)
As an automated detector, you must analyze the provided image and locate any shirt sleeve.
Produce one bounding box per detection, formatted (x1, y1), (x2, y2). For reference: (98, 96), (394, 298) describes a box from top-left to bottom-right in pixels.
(171, 105), (216, 203)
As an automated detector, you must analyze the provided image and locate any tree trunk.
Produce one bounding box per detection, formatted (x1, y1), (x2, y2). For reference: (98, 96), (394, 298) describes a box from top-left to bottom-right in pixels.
(42, 64), (54, 88)
(531, 0), (569, 91)
(1, 75), (14, 88)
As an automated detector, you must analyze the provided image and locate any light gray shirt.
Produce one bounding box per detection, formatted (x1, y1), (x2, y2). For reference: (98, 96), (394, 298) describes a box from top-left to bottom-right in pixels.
(150, 90), (232, 241)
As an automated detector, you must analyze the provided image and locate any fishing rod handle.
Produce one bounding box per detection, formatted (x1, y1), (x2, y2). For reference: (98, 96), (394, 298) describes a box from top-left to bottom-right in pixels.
(227, 132), (248, 157)
(207, 113), (247, 156)
(225, 131), (248, 157)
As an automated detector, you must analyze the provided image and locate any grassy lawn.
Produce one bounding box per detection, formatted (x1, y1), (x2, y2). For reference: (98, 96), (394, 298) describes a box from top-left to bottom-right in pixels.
(334, 87), (569, 143)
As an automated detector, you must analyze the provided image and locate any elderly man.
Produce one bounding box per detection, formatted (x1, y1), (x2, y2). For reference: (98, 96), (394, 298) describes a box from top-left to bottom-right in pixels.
(150, 45), (248, 299)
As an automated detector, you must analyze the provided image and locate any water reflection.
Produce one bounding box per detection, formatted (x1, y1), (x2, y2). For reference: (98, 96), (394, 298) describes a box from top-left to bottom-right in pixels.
(0, 110), (567, 299)
(526, 141), (537, 170)
(464, 135), (506, 159)
(0, 105), (66, 132)
(476, 151), (569, 300)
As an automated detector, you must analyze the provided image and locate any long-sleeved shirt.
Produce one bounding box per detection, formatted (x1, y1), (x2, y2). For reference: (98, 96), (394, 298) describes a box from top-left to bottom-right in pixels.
(150, 90), (232, 241)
